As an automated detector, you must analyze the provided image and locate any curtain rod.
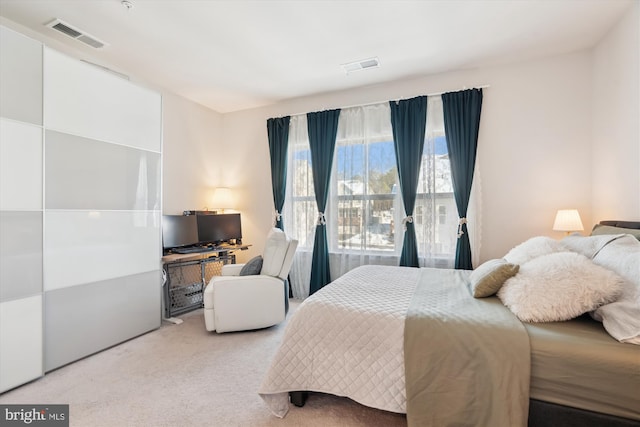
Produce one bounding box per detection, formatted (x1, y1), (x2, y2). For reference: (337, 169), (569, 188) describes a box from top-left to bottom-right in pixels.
(287, 84), (490, 118)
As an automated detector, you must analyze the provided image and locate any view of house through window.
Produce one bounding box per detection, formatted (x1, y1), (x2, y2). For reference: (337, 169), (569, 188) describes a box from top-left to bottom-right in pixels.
(285, 97), (457, 276)
(332, 137), (398, 252)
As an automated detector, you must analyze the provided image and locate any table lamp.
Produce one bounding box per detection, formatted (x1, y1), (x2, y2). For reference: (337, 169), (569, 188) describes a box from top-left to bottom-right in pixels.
(212, 187), (233, 213)
(553, 209), (584, 235)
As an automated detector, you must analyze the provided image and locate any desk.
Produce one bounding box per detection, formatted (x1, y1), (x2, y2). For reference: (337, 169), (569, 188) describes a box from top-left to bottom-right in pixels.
(162, 244), (250, 318)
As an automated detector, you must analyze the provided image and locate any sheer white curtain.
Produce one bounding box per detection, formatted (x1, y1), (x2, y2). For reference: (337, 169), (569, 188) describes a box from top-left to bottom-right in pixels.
(327, 103), (402, 280)
(284, 97), (482, 299)
(414, 96), (450, 268)
(283, 114), (314, 298)
(468, 163), (482, 268)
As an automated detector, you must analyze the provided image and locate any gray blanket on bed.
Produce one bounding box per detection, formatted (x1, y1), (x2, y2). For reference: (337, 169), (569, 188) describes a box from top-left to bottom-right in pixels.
(404, 268), (531, 427)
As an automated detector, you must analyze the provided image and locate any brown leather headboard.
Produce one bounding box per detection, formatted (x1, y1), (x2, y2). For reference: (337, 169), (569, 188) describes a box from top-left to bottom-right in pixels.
(599, 220), (640, 229)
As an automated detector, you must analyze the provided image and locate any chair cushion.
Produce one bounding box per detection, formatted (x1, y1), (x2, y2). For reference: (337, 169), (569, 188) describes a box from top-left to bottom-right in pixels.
(240, 256), (263, 276)
(261, 228), (290, 277)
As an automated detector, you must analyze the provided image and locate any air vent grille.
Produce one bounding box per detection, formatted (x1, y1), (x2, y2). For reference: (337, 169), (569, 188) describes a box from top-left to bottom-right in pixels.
(77, 35), (104, 49)
(52, 22), (81, 38)
(341, 57), (380, 74)
(45, 19), (107, 49)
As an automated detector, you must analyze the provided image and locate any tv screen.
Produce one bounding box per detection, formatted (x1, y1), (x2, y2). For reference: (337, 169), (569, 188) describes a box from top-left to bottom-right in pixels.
(162, 215), (199, 249)
(197, 213), (242, 244)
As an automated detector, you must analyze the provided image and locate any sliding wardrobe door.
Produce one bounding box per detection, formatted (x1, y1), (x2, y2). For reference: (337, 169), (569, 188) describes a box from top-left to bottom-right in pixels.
(0, 26), (44, 392)
(43, 48), (162, 371)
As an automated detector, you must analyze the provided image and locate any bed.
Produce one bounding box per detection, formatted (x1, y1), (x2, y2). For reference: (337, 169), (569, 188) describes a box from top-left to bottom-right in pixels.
(259, 221), (640, 426)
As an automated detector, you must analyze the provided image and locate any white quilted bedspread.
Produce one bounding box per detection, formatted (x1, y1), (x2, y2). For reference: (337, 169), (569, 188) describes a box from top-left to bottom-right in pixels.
(259, 265), (420, 417)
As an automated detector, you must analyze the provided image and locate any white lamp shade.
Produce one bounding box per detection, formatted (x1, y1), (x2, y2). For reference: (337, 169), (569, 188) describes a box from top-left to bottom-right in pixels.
(553, 209), (584, 232)
(212, 187), (233, 210)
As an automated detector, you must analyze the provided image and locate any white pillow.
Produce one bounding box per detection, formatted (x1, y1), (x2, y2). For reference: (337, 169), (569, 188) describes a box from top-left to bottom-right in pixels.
(497, 252), (624, 322)
(503, 236), (567, 265)
(261, 228), (290, 277)
(590, 235), (640, 344)
(561, 233), (626, 259)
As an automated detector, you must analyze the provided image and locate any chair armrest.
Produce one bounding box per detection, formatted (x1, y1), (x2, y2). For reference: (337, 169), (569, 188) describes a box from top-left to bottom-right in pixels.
(210, 274), (283, 290)
(221, 264), (245, 276)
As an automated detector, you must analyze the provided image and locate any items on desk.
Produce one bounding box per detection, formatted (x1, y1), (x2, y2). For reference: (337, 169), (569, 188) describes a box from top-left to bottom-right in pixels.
(161, 212), (243, 255)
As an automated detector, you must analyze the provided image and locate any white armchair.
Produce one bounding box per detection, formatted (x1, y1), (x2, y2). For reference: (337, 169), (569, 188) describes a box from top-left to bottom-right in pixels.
(203, 228), (298, 333)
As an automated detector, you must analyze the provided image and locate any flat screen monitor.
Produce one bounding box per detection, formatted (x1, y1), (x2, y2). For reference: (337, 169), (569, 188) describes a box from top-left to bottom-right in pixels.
(197, 213), (242, 244)
(162, 215), (199, 249)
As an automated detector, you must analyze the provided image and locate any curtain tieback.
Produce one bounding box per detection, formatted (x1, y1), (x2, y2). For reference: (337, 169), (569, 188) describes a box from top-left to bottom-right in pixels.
(317, 212), (326, 226)
(274, 211), (282, 225)
(402, 215), (413, 231)
(457, 217), (468, 239)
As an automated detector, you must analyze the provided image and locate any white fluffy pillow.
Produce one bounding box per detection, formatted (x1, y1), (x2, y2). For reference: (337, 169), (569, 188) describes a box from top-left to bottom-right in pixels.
(503, 236), (567, 265)
(590, 235), (640, 344)
(497, 252), (624, 322)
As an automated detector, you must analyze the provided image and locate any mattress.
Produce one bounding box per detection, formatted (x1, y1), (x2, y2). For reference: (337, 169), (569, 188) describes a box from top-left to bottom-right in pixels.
(525, 316), (640, 421)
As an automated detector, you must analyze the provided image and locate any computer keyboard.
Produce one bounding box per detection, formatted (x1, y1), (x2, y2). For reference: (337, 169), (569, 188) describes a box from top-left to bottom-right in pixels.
(172, 246), (216, 254)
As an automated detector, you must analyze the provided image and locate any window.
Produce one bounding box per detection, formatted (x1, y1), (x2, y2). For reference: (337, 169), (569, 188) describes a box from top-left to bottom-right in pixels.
(286, 125), (316, 250)
(413, 96), (457, 263)
(330, 104), (399, 253)
(284, 97), (457, 295)
(438, 205), (447, 225)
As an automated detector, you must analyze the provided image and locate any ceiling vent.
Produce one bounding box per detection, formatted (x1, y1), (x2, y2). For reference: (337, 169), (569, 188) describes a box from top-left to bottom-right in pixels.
(341, 57), (380, 74)
(45, 19), (107, 49)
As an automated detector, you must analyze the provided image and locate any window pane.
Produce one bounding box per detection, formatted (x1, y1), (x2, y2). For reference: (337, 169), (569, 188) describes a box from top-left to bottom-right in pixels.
(367, 198), (395, 251)
(414, 95), (456, 262)
(290, 199), (316, 248)
(333, 135), (398, 252)
(368, 141), (397, 194)
(337, 197), (362, 249)
(336, 144), (364, 196)
(292, 149), (314, 197)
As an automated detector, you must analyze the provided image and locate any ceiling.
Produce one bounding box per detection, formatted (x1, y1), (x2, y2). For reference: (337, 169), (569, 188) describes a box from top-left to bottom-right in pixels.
(0, 0), (633, 113)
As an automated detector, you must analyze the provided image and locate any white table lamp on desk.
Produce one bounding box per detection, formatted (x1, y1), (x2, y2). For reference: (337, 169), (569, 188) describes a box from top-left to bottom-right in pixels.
(553, 209), (584, 236)
(212, 187), (233, 213)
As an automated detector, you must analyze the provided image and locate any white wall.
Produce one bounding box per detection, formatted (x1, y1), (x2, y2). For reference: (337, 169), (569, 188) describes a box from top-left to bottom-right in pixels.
(222, 51), (593, 263)
(592, 2), (640, 222)
(162, 92), (223, 215)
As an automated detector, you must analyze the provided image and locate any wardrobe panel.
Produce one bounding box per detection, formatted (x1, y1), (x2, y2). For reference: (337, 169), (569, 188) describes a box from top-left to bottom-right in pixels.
(0, 211), (42, 302)
(0, 119), (42, 210)
(44, 211), (161, 291)
(0, 26), (42, 125)
(45, 130), (161, 211)
(0, 295), (43, 392)
(44, 48), (161, 152)
(44, 271), (160, 371)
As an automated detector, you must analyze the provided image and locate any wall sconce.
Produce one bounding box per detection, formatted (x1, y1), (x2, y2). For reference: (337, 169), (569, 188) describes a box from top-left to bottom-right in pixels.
(553, 209), (584, 235)
(212, 187), (233, 213)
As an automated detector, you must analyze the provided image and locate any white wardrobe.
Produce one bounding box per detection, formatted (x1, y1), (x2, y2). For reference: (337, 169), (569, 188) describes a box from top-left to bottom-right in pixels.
(0, 25), (162, 392)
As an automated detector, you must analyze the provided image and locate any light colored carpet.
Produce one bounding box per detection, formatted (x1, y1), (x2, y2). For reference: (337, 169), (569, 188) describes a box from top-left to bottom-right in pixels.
(0, 301), (407, 427)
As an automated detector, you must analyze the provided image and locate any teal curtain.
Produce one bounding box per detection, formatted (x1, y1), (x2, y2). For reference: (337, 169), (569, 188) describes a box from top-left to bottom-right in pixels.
(389, 96), (427, 267)
(267, 116), (290, 230)
(442, 89), (483, 270)
(307, 109), (340, 295)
